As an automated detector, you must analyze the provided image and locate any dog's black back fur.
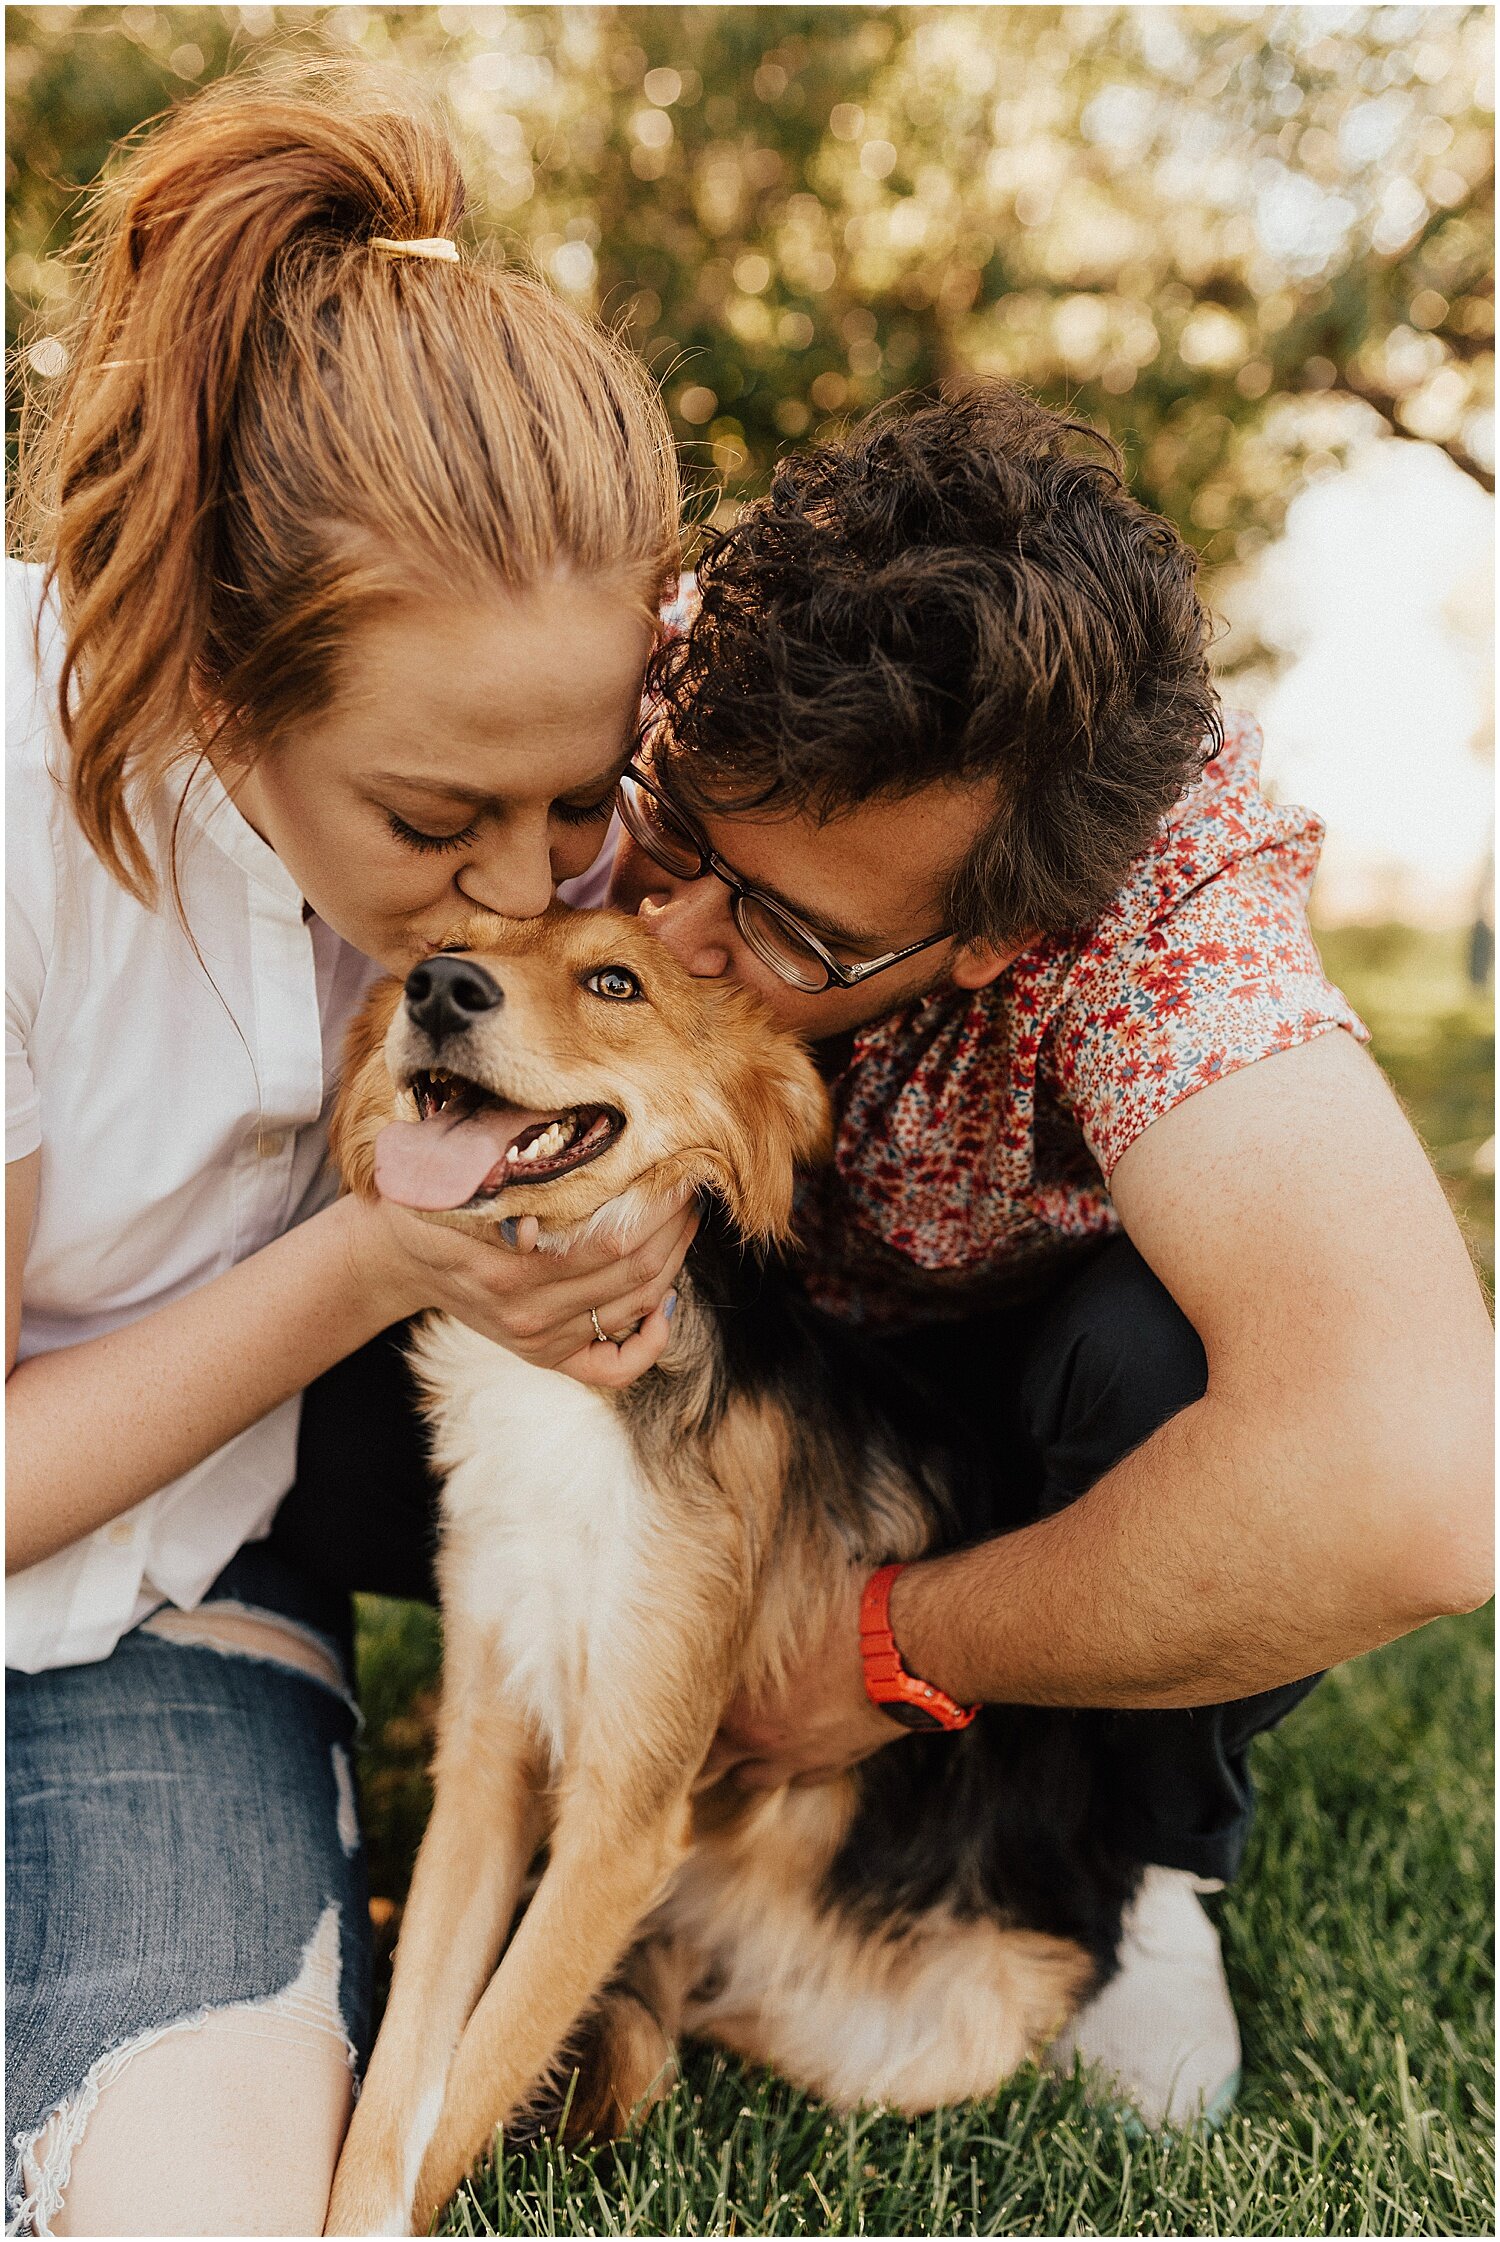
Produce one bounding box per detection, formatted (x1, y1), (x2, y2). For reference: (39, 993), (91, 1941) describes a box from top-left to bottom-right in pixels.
(666, 1206), (1142, 1987)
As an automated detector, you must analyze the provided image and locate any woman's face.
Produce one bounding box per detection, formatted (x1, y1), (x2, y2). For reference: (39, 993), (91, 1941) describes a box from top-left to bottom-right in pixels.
(222, 579), (654, 974)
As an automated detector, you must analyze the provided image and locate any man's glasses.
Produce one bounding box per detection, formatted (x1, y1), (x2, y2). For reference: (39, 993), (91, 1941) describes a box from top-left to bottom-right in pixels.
(615, 763), (951, 995)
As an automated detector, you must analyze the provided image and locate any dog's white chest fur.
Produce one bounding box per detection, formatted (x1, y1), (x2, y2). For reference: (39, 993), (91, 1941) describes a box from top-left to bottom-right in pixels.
(413, 1319), (650, 1762)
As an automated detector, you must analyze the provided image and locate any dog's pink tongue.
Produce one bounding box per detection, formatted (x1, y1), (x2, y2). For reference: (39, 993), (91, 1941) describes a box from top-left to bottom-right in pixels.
(375, 1109), (532, 1211)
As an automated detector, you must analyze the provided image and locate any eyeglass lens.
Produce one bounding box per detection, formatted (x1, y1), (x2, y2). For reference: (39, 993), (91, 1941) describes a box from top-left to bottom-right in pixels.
(619, 774), (838, 991)
(732, 896), (833, 991)
(617, 775), (702, 878)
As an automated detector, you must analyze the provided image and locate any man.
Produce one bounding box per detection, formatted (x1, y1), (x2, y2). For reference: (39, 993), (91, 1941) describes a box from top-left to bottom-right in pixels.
(277, 385), (1490, 2131)
(597, 386), (1493, 2125)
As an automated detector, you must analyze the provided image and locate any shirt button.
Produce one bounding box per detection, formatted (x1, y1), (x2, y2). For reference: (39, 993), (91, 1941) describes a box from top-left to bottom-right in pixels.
(256, 1131), (287, 1159)
(108, 1519), (134, 1545)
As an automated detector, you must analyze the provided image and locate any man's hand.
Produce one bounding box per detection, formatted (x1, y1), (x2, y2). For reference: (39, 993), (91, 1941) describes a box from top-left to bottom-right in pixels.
(700, 1573), (906, 1790)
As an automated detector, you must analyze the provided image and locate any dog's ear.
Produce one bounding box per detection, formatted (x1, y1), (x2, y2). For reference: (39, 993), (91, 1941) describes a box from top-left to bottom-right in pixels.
(700, 1039), (832, 1248)
(329, 980), (405, 1199)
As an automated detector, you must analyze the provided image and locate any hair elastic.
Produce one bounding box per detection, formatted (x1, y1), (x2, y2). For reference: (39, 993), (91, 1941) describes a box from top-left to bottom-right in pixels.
(369, 235), (459, 263)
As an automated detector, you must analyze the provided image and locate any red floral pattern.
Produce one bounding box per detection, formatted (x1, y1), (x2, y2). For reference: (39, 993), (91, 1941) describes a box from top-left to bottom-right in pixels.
(792, 712), (1367, 1327)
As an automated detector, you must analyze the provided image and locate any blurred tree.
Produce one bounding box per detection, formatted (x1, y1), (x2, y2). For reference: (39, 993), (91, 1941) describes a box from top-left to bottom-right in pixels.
(6, 3), (1494, 560)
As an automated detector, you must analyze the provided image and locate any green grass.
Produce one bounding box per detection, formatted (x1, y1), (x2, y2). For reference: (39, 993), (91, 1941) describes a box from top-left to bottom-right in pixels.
(353, 923), (1494, 2236)
(354, 1608), (1494, 2237)
(1312, 923), (1494, 1292)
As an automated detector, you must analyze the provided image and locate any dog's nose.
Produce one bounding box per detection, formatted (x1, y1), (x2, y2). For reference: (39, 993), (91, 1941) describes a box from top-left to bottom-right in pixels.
(404, 956), (503, 1044)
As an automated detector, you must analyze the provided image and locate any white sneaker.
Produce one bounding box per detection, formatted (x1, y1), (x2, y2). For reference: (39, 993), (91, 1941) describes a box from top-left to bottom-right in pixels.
(1045, 1864), (1242, 2131)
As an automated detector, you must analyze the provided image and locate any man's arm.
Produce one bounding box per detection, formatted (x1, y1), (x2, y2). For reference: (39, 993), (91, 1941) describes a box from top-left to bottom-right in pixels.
(889, 1029), (1492, 1711)
(708, 1030), (1492, 1784)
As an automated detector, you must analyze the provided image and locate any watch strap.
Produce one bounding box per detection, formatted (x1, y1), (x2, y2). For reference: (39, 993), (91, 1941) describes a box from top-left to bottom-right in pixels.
(858, 1562), (980, 1732)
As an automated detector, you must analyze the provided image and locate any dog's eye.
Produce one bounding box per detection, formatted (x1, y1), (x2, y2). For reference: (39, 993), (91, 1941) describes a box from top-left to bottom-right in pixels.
(585, 967), (642, 1003)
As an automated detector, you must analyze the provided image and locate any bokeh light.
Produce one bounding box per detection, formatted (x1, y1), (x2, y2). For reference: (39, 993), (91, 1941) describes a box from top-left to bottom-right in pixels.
(6, 4), (1494, 924)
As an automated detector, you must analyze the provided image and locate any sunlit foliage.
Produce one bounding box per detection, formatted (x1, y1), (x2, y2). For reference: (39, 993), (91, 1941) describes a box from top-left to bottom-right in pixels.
(6, 5), (1494, 558)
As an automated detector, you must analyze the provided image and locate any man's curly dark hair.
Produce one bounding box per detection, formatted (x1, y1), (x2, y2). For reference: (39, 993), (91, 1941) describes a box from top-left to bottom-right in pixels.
(651, 384), (1222, 948)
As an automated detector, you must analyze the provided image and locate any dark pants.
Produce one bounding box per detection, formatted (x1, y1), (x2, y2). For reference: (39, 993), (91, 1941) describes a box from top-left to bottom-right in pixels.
(269, 1234), (1317, 1886)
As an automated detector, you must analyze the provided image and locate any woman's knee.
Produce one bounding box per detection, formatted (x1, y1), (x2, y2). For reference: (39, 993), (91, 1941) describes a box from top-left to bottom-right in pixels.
(6, 1621), (373, 2234)
(37, 1955), (355, 2238)
(10, 1892), (366, 2239)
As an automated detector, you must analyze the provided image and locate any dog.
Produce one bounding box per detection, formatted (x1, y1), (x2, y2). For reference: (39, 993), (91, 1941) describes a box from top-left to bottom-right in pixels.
(325, 905), (1140, 2236)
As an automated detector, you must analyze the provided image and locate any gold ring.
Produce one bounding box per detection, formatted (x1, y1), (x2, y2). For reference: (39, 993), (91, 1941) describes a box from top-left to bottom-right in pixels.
(590, 1308), (609, 1345)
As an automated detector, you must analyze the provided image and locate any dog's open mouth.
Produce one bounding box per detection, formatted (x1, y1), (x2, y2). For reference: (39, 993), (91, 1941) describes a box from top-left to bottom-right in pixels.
(375, 1067), (625, 1211)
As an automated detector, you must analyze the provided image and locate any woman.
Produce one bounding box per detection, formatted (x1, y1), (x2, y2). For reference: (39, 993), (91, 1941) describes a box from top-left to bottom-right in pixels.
(5, 64), (690, 2236)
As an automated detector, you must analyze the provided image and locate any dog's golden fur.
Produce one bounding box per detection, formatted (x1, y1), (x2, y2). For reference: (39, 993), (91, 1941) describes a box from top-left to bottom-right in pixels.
(325, 908), (1094, 2237)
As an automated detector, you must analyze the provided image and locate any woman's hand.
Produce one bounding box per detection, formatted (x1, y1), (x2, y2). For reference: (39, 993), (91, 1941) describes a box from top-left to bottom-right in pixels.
(343, 1190), (698, 1390)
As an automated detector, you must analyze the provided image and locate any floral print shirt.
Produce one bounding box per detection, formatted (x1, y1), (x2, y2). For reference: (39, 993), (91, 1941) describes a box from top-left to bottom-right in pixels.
(792, 712), (1367, 1329)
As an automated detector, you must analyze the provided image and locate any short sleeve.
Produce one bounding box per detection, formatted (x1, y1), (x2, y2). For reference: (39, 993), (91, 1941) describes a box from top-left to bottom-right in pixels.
(6, 562), (61, 1164)
(1047, 835), (1369, 1179)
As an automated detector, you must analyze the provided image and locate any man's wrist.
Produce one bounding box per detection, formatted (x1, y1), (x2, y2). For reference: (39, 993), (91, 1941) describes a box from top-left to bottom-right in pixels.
(862, 1561), (980, 1729)
(884, 1555), (982, 1708)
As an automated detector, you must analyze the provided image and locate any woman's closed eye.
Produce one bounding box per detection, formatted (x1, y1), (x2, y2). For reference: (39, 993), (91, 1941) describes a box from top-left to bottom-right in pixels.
(387, 810), (480, 855)
(551, 793), (616, 830)
(386, 792), (610, 854)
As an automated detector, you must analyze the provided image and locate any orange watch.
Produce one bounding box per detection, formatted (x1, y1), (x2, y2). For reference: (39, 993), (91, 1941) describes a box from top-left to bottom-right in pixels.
(858, 1562), (980, 1733)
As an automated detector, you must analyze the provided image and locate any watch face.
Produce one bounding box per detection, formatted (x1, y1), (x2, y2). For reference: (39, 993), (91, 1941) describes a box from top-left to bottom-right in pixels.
(885, 1699), (948, 1733)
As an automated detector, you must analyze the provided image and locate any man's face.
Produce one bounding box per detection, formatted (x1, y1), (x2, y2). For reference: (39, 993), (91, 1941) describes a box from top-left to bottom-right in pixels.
(608, 774), (1024, 1044)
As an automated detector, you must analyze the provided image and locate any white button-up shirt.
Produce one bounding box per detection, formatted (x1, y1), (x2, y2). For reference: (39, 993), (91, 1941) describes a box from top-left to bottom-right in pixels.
(5, 559), (380, 1671)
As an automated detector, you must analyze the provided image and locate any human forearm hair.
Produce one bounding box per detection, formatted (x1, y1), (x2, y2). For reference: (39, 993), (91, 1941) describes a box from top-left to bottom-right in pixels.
(885, 1034), (1495, 1711)
(887, 1369), (1493, 1713)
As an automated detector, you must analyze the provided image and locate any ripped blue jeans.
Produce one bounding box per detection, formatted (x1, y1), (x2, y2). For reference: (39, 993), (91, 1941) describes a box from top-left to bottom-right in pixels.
(5, 1543), (372, 2234)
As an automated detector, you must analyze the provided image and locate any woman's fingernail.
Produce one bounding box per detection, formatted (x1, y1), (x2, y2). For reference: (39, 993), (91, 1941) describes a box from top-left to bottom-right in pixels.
(499, 1217), (520, 1247)
(663, 1291), (679, 1321)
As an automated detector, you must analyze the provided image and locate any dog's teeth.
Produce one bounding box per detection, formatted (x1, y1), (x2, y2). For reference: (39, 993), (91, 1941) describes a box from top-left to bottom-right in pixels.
(503, 1114), (598, 1172)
